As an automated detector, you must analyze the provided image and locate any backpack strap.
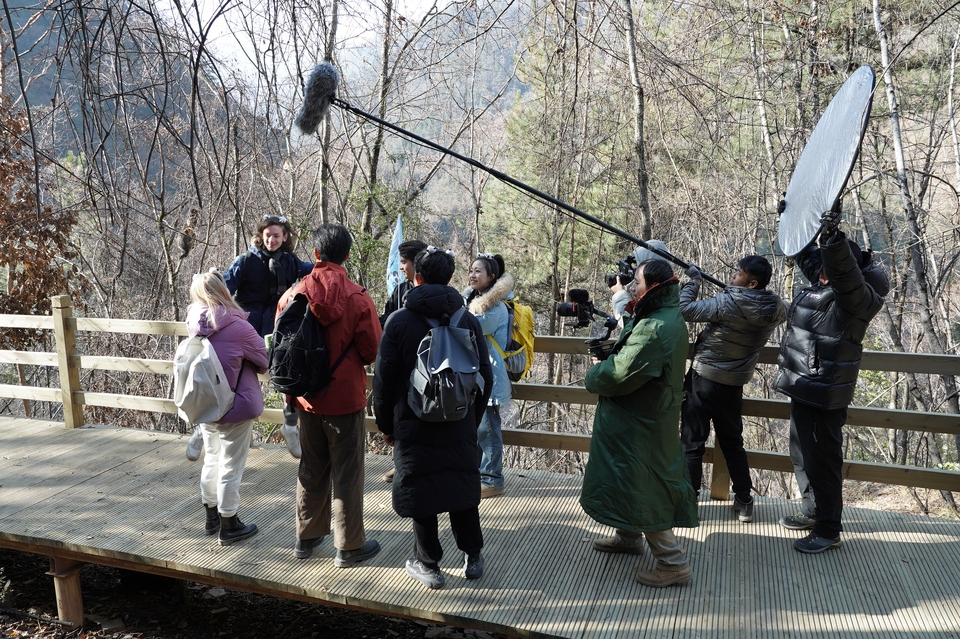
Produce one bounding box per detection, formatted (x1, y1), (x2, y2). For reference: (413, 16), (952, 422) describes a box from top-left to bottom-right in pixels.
(329, 341), (355, 376)
(417, 307), (465, 329)
(487, 334), (508, 358)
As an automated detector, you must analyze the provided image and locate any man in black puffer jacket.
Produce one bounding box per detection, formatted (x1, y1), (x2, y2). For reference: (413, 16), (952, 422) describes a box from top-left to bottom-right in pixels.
(680, 255), (786, 523)
(373, 248), (493, 590)
(774, 204), (886, 554)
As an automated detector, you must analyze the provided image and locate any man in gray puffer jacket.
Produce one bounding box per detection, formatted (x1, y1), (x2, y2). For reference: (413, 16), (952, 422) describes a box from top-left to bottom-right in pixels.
(680, 255), (786, 523)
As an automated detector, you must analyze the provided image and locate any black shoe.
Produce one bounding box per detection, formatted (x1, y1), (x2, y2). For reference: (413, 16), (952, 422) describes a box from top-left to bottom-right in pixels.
(464, 552), (484, 580)
(218, 514), (258, 546)
(405, 558), (444, 589)
(734, 496), (754, 523)
(334, 540), (380, 568)
(294, 536), (323, 560)
(204, 504), (220, 536)
(780, 511), (815, 530)
(794, 532), (841, 554)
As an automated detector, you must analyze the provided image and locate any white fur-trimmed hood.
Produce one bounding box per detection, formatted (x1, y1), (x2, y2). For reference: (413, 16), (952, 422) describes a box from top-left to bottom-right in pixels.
(465, 272), (516, 315)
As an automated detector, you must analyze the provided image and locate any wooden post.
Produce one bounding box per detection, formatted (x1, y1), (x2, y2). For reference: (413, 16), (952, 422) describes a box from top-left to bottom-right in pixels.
(51, 295), (84, 428)
(709, 445), (731, 500)
(46, 557), (85, 626)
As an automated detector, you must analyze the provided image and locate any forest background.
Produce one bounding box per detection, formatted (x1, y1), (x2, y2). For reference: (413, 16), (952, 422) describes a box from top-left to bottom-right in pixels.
(0, 0), (958, 516)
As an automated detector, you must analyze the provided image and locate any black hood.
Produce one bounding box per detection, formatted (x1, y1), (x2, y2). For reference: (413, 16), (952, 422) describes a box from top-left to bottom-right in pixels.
(403, 284), (466, 319)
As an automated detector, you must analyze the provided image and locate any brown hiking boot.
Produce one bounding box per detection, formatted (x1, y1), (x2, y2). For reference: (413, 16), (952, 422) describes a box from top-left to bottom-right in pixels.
(480, 485), (505, 499)
(635, 564), (692, 588)
(593, 534), (645, 555)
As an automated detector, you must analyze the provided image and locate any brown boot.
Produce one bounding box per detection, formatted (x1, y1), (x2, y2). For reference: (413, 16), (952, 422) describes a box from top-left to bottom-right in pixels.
(480, 485), (505, 499)
(635, 564), (692, 588)
(593, 534), (645, 555)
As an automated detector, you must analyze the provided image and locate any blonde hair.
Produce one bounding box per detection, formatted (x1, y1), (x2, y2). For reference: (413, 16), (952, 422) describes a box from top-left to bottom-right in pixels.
(189, 270), (242, 330)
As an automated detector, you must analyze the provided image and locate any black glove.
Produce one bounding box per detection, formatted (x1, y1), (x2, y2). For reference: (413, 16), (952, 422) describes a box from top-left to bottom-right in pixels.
(684, 264), (702, 280)
(777, 198), (787, 215)
(820, 203), (842, 237)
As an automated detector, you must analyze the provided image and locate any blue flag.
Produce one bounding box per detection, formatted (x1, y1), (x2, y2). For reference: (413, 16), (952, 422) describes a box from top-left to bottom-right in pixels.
(386, 215), (403, 295)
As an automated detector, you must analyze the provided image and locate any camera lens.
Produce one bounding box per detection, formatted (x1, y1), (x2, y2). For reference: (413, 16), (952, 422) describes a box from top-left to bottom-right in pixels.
(556, 302), (578, 316)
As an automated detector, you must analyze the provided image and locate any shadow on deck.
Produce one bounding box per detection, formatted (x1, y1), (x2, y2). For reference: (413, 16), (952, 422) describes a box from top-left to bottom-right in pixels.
(0, 417), (958, 638)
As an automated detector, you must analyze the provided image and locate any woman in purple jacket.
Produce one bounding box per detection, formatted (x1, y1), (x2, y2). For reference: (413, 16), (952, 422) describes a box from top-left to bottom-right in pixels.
(187, 271), (269, 546)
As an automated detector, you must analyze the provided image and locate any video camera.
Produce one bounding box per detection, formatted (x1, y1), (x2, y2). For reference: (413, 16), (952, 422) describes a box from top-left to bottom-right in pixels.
(604, 255), (637, 288)
(556, 289), (619, 360)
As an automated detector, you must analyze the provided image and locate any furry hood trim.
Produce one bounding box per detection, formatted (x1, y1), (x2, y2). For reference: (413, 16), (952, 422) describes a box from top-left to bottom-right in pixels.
(466, 272), (516, 315)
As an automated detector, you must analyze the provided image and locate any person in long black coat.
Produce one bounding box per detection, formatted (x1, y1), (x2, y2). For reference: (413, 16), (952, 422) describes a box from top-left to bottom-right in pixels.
(373, 248), (493, 590)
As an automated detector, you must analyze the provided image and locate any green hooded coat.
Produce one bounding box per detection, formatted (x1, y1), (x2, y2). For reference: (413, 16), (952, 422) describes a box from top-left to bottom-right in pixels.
(579, 284), (699, 533)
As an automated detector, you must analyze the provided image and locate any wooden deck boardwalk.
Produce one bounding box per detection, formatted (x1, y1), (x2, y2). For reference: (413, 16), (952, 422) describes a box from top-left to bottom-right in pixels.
(0, 416), (958, 638)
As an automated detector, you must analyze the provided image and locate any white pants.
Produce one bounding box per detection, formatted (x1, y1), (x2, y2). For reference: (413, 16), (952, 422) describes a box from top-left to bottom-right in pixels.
(199, 420), (253, 518)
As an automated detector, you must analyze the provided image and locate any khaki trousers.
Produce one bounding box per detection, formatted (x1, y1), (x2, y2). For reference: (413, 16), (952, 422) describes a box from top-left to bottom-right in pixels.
(296, 409), (367, 551)
(616, 528), (688, 569)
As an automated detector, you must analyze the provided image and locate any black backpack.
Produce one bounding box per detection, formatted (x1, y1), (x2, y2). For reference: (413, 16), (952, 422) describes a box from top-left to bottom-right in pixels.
(269, 293), (352, 397)
(407, 307), (485, 422)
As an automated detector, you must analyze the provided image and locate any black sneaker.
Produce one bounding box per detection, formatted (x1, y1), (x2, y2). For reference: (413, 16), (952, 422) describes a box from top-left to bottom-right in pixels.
(334, 540), (381, 568)
(464, 552), (484, 579)
(794, 532), (841, 554)
(779, 511), (815, 530)
(733, 496), (754, 523)
(405, 558), (444, 589)
(294, 536), (323, 560)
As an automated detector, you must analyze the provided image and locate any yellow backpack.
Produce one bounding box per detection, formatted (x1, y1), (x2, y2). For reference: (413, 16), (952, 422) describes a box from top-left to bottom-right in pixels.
(489, 299), (535, 381)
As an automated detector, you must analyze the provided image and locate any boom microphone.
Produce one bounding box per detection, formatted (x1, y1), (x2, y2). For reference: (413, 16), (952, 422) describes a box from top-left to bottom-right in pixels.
(294, 62), (726, 288)
(296, 62), (340, 135)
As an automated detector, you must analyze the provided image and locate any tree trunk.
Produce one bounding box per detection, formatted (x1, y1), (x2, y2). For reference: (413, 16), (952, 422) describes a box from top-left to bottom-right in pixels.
(621, 0), (651, 240)
(873, 0), (957, 512)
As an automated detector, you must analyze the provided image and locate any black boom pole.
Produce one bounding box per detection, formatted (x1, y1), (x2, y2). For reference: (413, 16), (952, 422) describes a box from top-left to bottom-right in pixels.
(330, 96), (726, 289)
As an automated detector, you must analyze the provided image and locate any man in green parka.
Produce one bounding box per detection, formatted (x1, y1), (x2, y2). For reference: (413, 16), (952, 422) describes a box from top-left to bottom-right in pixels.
(580, 259), (699, 588)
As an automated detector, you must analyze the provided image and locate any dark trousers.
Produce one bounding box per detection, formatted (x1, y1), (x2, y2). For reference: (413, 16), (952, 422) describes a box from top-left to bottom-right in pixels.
(296, 409), (366, 550)
(412, 508), (483, 568)
(788, 401), (847, 539)
(680, 370), (753, 500)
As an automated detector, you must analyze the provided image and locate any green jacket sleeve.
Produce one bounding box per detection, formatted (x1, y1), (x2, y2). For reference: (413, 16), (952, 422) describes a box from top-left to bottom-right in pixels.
(585, 318), (665, 398)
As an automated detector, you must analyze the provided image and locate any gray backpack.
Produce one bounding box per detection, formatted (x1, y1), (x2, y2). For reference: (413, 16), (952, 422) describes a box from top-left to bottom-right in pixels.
(407, 308), (485, 422)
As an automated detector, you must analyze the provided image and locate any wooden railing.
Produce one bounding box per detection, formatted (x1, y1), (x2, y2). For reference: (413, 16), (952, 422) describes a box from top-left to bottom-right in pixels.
(1, 295), (959, 499)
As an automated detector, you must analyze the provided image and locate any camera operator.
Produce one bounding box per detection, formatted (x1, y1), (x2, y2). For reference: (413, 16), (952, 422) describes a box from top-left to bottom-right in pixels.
(580, 259), (698, 589)
(608, 240), (671, 324)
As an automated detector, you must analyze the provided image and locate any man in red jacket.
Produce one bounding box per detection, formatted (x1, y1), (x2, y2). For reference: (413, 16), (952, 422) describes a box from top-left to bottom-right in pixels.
(281, 224), (383, 565)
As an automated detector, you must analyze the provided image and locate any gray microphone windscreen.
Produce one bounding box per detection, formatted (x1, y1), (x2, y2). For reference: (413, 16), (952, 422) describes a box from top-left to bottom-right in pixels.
(295, 63), (339, 135)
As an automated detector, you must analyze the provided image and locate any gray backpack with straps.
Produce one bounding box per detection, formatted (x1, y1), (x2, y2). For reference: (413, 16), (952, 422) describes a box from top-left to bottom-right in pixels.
(407, 307), (485, 422)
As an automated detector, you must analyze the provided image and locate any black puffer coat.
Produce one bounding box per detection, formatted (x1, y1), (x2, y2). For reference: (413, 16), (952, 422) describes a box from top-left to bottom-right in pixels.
(373, 284), (494, 518)
(774, 232), (884, 409)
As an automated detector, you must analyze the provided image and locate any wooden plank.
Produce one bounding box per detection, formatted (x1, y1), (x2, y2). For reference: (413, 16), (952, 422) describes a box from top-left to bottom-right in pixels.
(0, 315), (54, 329)
(511, 383), (595, 404)
(0, 384), (63, 402)
(77, 392), (177, 414)
(77, 355), (173, 375)
(0, 351), (58, 366)
(71, 317), (186, 336)
(51, 296), (83, 429)
(742, 398), (960, 435)
(502, 428), (592, 453)
(1, 419), (960, 638)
